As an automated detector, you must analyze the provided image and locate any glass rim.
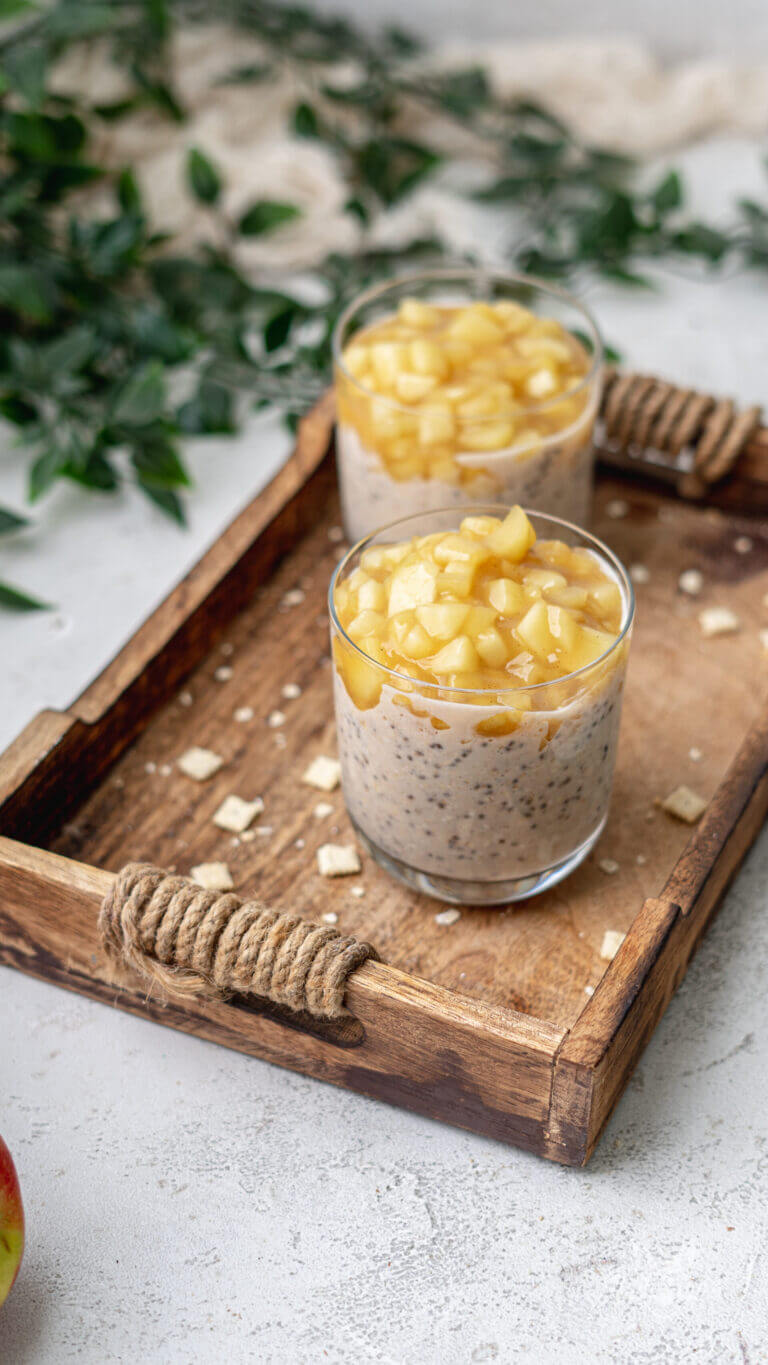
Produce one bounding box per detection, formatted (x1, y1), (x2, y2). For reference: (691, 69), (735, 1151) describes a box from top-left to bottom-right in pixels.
(328, 505), (635, 700)
(331, 266), (604, 421)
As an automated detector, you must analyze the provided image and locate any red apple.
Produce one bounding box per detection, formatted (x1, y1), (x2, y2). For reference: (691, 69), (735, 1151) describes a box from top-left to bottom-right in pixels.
(0, 1136), (24, 1306)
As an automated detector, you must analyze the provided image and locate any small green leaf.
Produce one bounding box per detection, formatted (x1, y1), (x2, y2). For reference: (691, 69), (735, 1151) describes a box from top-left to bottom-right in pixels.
(2, 45), (48, 105)
(651, 170), (683, 215)
(0, 265), (52, 323)
(117, 167), (142, 213)
(293, 102), (319, 138)
(177, 379), (235, 435)
(112, 361), (166, 426)
(29, 446), (65, 501)
(0, 579), (49, 612)
(237, 200), (301, 237)
(264, 306), (296, 353)
(138, 482), (186, 525)
(131, 435), (191, 488)
(0, 0), (35, 17)
(186, 147), (221, 206)
(0, 505), (29, 534)
(44, 325), (96, 375)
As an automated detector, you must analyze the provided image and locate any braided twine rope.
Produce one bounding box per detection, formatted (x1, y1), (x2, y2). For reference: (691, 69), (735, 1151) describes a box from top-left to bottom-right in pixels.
(600, 369), (762, 497)
(100, 863), (379, 1019)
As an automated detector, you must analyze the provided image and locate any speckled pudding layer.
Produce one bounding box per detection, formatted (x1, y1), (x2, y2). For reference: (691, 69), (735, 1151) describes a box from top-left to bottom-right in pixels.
(333, 661), (627, 885)
(337, 422), (595, 545)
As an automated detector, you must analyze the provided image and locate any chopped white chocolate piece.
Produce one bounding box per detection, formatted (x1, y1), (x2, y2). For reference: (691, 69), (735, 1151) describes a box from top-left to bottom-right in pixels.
(144, 761), (156, 775)
(281, 588), (305, 608)
(282, 682), (302, 700)
(350, 885), (366, 898)
(435, 908), (461, 925)
(303, 756), (342, 791)
(178, 747), (223, 781)
(178, 690), (193, 707)
(191, 861), (234, 891)
(629, 564), (650, 584)
(636, 853), (647, 865)
(314, 802), (334, 818)
(220, 642), (234, 656)
(328, 526), (344, 543)
(212, 794), (264, 834)
(734, 536), (753, 554)
(689, 746), (703, 761)
(679, 569), (703, 596)
(295, 838), (305, 850)
(322, 911), (338, 925)
(317, 843), (361, 877)
(600, 930), (625, 961)
(699, 606), (740, 638)
(274, 733), (287, 748)
(267, 710), (286, 728)
(214, 665), (233, 682)
(584, 985), (595, 997)
(599, 858), (620, 875)
(160, 764), (172, 777)
(240, 829), (256, 843)
(234, 706), (254, 723)
(606, 499), (629, 519)
(660, 785), (707, 824)
(759, 629), (768, 654)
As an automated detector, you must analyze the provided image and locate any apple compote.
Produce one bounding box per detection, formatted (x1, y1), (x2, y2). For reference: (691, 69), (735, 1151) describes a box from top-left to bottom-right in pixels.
(330, 506), (633, 904)
(333, 271), (603, 544)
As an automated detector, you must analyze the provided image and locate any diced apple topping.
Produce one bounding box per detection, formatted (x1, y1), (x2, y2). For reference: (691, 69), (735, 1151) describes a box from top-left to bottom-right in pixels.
(336, 298), (593, 482)
(334, 507), (625, 705)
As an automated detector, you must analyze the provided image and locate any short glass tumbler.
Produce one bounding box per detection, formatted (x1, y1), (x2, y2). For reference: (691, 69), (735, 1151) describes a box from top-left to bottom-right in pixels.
(333, 269), (604, 545)
(329, 507), (634, 905)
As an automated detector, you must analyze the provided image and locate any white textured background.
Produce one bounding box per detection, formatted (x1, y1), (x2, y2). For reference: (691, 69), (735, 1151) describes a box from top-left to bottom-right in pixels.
(1, 8), (768, 1362)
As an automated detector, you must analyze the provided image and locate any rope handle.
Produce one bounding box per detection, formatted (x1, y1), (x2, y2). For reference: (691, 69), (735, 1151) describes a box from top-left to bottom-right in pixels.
(100, 863), (379, 1019)
(599, 369), (762, 497)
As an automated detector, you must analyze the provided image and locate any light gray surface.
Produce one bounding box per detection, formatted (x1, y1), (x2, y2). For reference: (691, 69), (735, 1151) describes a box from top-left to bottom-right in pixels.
(1, 136), (768, 1364)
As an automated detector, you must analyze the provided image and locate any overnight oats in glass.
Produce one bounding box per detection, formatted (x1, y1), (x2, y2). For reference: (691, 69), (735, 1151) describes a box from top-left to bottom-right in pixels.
(333, 270), (603, 545)
(330, 506), (633, 904)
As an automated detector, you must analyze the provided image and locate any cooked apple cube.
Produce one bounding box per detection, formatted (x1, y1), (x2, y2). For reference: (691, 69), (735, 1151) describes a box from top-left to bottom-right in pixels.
(486, 507), (536, 562)
(475, 627), (508, 667)
(487, 577), (527, 617)
(401, 622), (434, 660)
(448, 306), (505, 346)
(431, 635), (479, 674)
(416, 602), (470, 638)
(388, 560), (439, 615)
(398, 298), (441, 328)
(395, 372), (438, 403)
(438, 561), (476, 597)
(418, 404), (454, 447)
(524, 568), (567, 594)
(410, 338), (449, 378)
(347, 609), (386, 640)
(357, 578), (387, 612)
(460, 515), (501, 538)
(370, 341), (409, 387)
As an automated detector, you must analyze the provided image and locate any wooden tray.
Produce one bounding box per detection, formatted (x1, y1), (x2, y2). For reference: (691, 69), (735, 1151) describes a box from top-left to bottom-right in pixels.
(1, 391), (767, 1166)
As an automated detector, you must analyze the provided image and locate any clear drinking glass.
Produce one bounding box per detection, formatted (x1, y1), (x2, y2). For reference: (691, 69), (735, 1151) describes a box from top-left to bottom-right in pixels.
(329, 507), (634, 906)
(332, 269), (603, 545)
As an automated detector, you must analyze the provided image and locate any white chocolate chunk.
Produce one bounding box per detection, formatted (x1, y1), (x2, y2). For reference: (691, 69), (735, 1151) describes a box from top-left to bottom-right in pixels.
(178, 690), (193, 707)
(328, 526), (344, 543)
(598, 858), (620, 875)
(350, 885), (366, 898)
(629, 564), (650, 584)
(606, 499), (629, 519)
(214, 665), (233, 682)
(660, 785), (707, 824)
(303, 756), (341, 791)
(600, 930), (625, 961)
(313, 802), (334, 818)
(734, 536), (753, 554)
(282, 683), (302, 700)
(679, 569), (703, 596)
(281, 588), (305, 607)
(584, 985), (595, 997)
(322, 911), (338, 925)
(178, 747), (223, 781)
(759, 629), (768, 654)
(317, 844), (361, 877)
(212, 794), (264, 834)
(191, 861), (233, 891)
(435, 908), (461, 925)
(699, 606), (740, 638)
(267, 710), (286, 728)
(689, 746), (703, 761)
(234, 706), (254, 723)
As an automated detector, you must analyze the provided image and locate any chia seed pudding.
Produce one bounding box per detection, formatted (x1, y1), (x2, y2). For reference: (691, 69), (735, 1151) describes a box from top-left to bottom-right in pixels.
(329, 506), (633, 905)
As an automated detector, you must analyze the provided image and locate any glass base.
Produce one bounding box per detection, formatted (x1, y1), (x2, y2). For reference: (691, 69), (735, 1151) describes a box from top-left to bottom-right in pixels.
(351, 814), (607, 906)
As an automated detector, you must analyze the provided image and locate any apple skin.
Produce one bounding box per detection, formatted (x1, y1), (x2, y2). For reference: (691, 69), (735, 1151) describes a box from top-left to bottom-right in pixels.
(0, 1135), (24, 1306)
